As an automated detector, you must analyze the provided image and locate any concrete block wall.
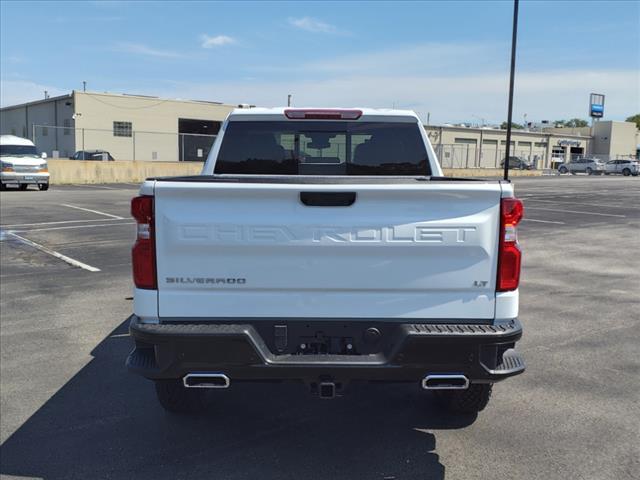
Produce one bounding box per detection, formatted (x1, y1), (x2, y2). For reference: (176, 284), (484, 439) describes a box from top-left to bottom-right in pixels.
(47, 160), (202, 184)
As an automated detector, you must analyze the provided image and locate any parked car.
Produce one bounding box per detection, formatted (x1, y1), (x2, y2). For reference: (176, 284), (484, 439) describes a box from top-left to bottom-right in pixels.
(557, 158), (605, 175)
(0, 135), (50, 191)
(604, 159), (639, 176)
(126, 107), (526, 415)
(500, 156), (532, 170)
(71, 150), (115, 161)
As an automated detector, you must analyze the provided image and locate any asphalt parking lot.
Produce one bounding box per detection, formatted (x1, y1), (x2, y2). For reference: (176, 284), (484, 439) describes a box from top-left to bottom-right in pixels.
(1, 176), (638, 480)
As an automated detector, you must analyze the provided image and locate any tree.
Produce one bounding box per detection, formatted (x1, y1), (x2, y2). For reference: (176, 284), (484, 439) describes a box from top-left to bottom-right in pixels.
(500, 121), (524, 130)
(554, 119), (589, 128)
(626, 114), (640, 129)
(564, 118), (589, 128)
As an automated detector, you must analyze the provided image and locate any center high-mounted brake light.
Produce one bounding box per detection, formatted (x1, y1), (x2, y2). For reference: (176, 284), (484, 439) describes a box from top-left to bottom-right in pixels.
(497, 197), (524, 292)
(131, 195), (157, 289)
(284, 109), (363, 120)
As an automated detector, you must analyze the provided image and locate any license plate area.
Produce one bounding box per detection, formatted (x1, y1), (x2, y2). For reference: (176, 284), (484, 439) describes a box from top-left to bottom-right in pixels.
(253, 321), (400, 356)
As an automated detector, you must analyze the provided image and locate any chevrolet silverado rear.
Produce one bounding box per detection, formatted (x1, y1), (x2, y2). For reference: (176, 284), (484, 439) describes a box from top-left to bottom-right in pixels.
(126, 108), (525, 414)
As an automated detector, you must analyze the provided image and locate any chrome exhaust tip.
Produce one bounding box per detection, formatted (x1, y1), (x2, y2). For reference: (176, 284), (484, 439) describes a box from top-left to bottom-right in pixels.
(183, 373), (230, 389)
(422, 374), (469, 390)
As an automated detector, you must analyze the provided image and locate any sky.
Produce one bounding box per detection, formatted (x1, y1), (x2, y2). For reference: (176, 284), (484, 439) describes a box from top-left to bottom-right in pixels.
(1, 0), (639, 125)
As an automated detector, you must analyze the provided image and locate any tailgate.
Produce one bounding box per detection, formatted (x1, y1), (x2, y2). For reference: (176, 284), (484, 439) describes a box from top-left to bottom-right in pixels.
(154, 181), (502, 320)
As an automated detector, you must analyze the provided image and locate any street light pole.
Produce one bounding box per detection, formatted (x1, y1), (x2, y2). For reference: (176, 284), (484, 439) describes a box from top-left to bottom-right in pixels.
(503, 0), (520, 181)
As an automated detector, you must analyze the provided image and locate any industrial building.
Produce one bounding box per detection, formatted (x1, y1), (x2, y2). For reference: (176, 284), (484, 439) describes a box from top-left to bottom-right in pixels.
(1, 90), (638, 168)
(425, 121), (638, 169)
(0, 91), (235, 161)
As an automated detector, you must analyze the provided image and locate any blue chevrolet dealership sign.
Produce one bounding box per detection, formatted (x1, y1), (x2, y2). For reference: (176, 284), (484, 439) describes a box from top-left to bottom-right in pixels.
(590, 93), (605, 118)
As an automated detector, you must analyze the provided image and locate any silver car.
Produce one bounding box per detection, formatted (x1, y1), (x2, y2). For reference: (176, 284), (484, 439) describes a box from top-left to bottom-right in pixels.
(558, 158), (606, 175)
(604, 159), (639, 176)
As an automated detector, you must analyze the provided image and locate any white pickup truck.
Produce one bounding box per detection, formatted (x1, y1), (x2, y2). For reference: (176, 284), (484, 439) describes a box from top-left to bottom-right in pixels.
(126, 108), (525, 415)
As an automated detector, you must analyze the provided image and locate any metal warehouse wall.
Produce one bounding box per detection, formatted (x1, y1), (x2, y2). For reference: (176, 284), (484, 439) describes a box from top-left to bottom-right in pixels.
(72, 92), (235, 161)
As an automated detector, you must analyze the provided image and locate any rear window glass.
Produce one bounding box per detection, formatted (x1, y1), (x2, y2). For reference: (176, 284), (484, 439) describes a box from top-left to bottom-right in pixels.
(215, 121), (430, 175)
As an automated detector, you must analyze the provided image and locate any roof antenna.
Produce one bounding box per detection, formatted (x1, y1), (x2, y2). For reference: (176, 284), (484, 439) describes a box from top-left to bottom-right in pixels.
(503, 0), (519, 181)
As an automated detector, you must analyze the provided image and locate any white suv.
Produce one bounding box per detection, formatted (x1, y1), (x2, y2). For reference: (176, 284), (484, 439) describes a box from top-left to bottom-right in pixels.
(0, 135), (50, 190)
(558, 157), (605, 175)
(605, 159), (639, 176)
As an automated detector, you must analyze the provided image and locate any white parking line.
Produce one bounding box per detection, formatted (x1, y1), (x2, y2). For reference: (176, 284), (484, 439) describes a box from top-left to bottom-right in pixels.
(1, 218), (125, 228)
(7, 232), (101, 272)
(71, 184), (119, 190)
(522, 218), (566, 225)
(526, 206), (626, 218)
(15, 222), (135, 233)
(525, 198), (631, 210)
(60, 204), (124, 219)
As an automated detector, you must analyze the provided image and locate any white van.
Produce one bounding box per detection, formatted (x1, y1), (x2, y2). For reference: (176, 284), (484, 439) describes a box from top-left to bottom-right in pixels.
(0, 135), (50, 191)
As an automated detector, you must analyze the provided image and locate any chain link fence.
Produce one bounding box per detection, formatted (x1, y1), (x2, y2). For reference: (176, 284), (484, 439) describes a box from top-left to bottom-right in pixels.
(434, 144), (547, 169)
(36, 126), (634, 168)
(31, 125), (217, 162)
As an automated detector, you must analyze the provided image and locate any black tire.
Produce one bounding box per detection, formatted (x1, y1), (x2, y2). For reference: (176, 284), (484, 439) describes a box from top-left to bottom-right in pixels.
(154, 379), (208, 414)
(622, 168), (631, 176)
(19, 184), (29, 190)
(0, 183), (6, 191)
(558, 167), (568, 174)
(585, 167), (593, 175)
(434, 383), (493, 414)
(38, 183), (49, 191)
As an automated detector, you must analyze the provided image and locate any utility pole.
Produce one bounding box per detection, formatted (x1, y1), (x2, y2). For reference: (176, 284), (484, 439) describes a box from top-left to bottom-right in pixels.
(503, 0), (519, 181)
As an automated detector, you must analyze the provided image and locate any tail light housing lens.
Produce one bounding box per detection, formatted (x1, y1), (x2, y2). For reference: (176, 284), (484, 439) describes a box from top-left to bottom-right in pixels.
(497, 197), (524, 292)
(131, 195), (156, 289)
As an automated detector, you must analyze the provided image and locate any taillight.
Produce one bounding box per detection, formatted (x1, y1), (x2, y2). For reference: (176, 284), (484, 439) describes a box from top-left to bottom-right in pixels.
(497, 197), (524, 292)
(284, 109), (363, 120)
(131, 195), (156, 289)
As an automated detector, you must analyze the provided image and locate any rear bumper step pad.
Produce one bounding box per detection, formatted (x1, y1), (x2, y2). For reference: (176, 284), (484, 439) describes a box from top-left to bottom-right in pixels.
(126, 315), (524, 383)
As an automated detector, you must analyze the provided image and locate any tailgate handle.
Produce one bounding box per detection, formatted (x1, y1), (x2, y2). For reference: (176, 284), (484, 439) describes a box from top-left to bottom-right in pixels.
(300, 192), (356, 207)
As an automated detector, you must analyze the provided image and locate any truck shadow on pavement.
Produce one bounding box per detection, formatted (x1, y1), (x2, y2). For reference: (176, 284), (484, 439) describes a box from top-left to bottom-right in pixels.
(0, 320), (477, 480)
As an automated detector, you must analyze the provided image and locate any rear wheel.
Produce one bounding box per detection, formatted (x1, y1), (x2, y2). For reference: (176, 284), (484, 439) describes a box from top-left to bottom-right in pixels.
(622, 168), (631, 176)
(558, 166), (568, 174)
(434, 383), (493, 414)
(19, 184), (29, 190)
(38, 183), (49, 191)
(0, 183), (6, 191)
(154, 379), (208, 414)
(586, 167), (593, 175)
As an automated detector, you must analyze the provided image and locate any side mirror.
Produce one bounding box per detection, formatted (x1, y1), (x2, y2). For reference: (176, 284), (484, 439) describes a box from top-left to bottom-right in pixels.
(41, 152), (48, 159)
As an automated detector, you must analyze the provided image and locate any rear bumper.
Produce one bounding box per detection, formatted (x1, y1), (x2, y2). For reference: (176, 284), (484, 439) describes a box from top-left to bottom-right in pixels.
(126, 315), (525, 384)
